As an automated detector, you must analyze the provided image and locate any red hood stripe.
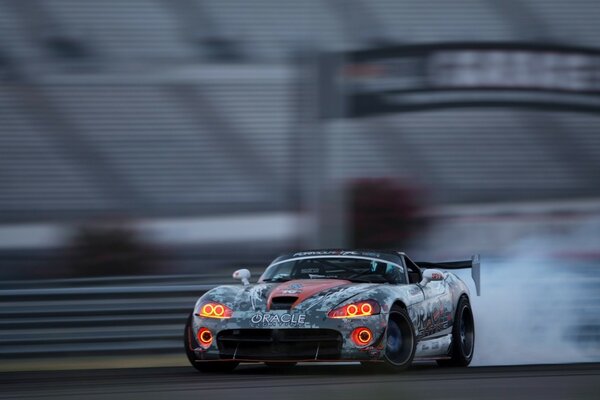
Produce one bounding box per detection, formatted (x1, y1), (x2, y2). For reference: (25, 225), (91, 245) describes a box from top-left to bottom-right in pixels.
(267, 279), (351, 310)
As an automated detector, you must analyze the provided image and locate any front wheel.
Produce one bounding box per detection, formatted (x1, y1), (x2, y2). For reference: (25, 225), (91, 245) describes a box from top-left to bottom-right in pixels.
(184, 313), (239, 373)
(437, 296), (475, 367)
(384, 306), (417, 370)
(364, 305), (416, 372)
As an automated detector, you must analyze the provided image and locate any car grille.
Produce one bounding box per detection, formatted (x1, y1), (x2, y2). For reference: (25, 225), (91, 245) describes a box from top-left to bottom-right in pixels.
(216, 329), (343, 360)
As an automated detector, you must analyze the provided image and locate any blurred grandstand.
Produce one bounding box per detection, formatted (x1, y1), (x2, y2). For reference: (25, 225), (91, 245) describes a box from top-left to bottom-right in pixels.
(0, 0), (599, 276)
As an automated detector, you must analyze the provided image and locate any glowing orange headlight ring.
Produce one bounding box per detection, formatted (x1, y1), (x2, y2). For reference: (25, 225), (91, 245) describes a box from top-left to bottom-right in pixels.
(328, 300), (380, 318)
(351, 327), (373, 346)
(361, 303), (373, 314)
(347, 304), (358, 316)
(197, 328), (213, 348)
(197, 302), (233, 319)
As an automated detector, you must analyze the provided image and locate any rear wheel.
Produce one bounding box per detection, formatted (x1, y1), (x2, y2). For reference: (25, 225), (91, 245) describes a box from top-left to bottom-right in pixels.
(437, 296), (474, 367)
(184, 313), (239, 373)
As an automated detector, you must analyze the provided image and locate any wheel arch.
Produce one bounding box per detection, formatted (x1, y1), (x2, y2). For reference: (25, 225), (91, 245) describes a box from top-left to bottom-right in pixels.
(391, 300), (407, 311)
(457, 292), (470, 304)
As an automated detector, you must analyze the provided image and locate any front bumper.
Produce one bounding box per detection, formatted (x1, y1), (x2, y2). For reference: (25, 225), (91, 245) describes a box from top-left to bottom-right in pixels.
(191, 311), (388, 362)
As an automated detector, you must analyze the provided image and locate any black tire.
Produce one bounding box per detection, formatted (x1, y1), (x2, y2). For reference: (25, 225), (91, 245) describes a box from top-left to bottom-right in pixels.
(364, 305), (416, 372)
(184, 313), (239, 373)
(437, 296), (474, 367)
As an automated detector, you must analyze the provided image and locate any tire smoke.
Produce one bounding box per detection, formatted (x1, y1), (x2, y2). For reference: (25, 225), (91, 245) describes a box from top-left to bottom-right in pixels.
(455, 229), (600, 366)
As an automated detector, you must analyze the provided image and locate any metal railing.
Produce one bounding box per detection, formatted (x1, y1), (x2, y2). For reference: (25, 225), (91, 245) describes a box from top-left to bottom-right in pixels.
(0, 275), (216, 358)
(1, 272), (599, 361)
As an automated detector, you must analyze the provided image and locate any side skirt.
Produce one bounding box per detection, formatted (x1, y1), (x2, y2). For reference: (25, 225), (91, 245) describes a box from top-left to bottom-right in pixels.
(414, 333), (452, 359)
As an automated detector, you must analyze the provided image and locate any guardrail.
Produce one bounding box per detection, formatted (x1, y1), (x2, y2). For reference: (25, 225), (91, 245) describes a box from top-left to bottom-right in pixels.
(1, 273), (599, 361)
(0, 275), (217, 358)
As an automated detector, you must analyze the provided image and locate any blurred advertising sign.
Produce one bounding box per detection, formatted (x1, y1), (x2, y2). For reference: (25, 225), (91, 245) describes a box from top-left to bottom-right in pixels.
(320, 43), (600, 118)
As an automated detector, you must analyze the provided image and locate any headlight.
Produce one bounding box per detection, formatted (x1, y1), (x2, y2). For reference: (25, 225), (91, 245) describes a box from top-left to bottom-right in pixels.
(196, 302), (233, 319)
(328, 300), (380, 318)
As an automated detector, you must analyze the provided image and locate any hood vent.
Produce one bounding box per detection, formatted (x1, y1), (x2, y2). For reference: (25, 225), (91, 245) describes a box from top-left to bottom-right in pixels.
(270, 296), (298, 310)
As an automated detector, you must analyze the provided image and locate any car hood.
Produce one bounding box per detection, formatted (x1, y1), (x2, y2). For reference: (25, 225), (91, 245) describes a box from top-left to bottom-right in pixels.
(203, 279), (378, 313)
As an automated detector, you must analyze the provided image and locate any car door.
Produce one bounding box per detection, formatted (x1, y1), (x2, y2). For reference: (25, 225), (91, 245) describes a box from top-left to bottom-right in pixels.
(404, 255), (453, 339)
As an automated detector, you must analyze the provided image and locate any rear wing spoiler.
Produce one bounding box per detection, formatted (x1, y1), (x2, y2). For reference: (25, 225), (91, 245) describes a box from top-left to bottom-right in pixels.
(415, 254), (480, 296)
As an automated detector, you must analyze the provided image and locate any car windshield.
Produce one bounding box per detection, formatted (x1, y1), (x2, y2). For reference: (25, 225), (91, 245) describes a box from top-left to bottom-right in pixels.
(260, 256), (405, 284)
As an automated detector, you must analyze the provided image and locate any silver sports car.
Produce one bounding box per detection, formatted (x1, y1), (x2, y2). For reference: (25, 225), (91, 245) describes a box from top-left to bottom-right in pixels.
(184, 250), (480, 372)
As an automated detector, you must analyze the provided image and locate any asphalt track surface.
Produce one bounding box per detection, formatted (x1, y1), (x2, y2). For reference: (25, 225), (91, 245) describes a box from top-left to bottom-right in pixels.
(0, 363), (598, 400)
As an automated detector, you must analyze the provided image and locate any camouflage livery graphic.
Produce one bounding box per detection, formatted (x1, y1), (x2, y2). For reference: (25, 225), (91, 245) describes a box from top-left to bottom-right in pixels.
(184, 250), (479, 371)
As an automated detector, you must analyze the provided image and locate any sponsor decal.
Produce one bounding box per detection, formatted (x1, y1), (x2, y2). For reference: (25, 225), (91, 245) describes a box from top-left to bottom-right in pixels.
(292, 250), (381, 258)
(281, 282), (304, 295)
(410, 299), (453, 338)
(300, 268), (321, 274)
(293, 250), (342, 257)
(250, 313), (307, 327)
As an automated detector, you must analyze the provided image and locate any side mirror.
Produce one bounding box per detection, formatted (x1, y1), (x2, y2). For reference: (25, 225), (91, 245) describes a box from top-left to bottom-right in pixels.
(419, 269), (444, 287)
(233, 269), (251, 286)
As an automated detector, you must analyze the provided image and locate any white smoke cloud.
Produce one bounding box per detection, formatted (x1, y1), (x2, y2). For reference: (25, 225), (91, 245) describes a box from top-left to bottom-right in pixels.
(458, 225), (600, 366)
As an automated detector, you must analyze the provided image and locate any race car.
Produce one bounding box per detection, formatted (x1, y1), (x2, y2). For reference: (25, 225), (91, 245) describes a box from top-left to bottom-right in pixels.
(184, 250), (480, 372)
